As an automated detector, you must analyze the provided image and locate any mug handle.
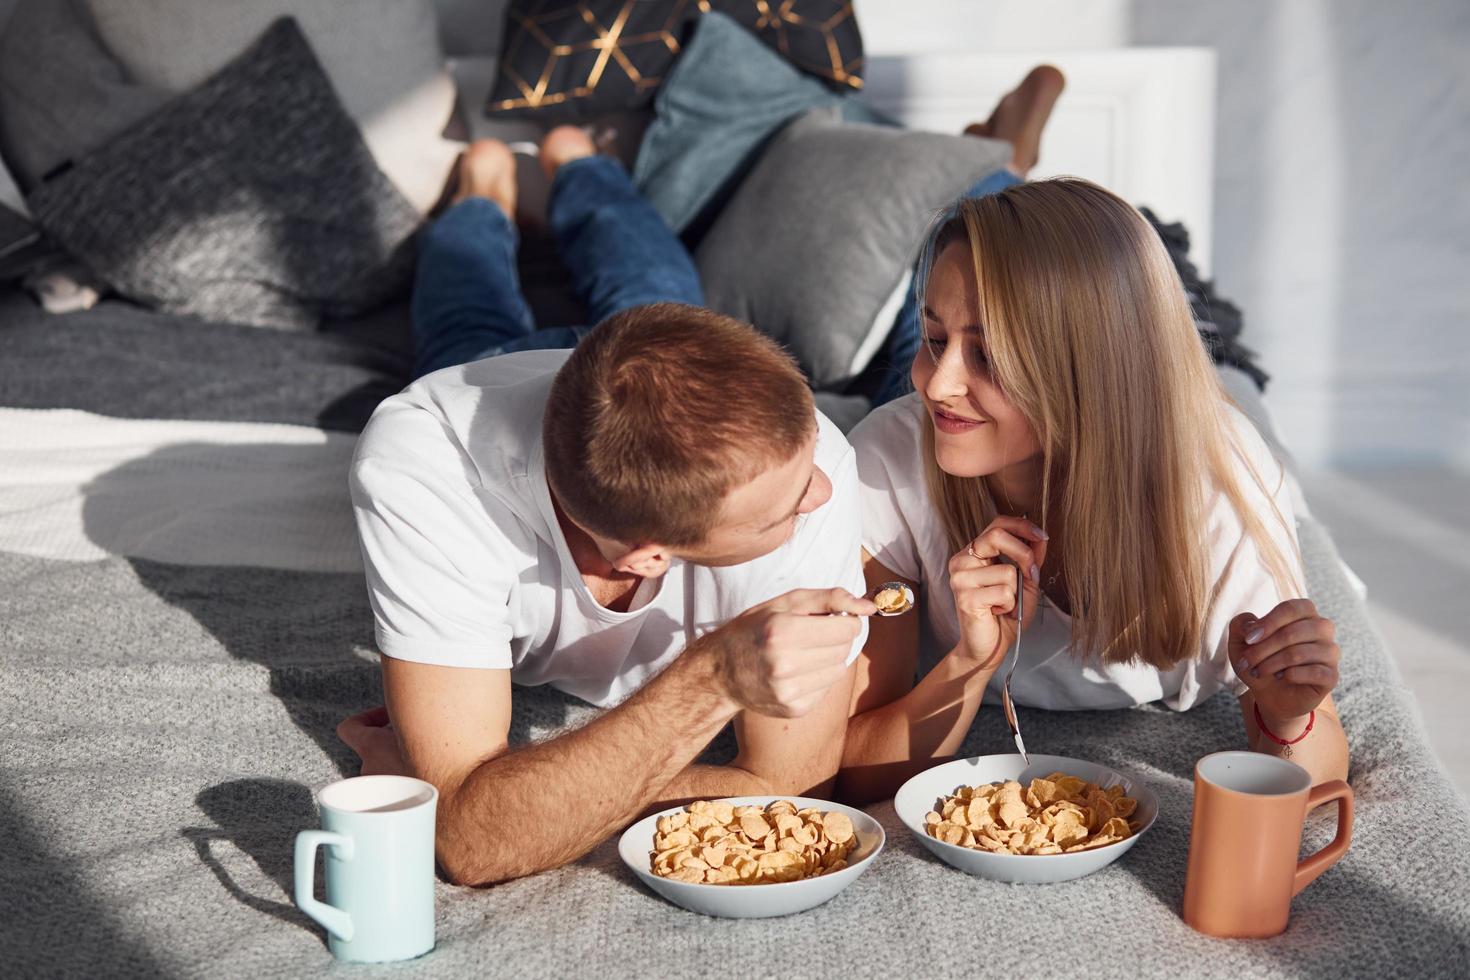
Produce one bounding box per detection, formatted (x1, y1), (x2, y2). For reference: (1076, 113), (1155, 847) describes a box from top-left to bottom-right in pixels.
(1292, 779), (1353, 896)
(294, 830), (356, 942)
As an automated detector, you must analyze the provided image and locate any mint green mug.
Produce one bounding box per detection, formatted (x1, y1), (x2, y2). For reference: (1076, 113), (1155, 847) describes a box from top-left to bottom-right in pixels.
(294, 775), (438, 963)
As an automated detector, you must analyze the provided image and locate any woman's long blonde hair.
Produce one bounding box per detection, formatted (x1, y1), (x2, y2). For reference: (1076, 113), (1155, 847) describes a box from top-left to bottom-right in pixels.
(917, 178), (1300, 669)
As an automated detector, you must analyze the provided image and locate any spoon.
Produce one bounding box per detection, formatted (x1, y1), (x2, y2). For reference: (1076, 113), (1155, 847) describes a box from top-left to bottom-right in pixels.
(1000, 563), (1030, 764)
(869, 581), (916, 617)
(828, 582), (915, 617)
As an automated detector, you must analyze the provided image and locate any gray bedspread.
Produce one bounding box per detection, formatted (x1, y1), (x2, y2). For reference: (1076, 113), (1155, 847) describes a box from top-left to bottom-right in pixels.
(2, 293), (1466, 978)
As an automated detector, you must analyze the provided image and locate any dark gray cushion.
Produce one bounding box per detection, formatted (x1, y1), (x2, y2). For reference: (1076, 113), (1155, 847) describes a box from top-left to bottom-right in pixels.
(634, 11), (893, 238)
(1, 137), (32, 216)
(486, 1), (863, 122)
(0, 0), (172, 191)
(26, 17), (419, 331)
(696, 106), (1011, 389)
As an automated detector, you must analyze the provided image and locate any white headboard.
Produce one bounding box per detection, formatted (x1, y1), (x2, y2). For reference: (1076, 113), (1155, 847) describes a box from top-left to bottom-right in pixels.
(864, 48), (1217, 274)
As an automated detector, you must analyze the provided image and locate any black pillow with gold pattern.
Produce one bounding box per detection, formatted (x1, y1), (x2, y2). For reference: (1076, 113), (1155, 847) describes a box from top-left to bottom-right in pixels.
(486, 0), (862, 121)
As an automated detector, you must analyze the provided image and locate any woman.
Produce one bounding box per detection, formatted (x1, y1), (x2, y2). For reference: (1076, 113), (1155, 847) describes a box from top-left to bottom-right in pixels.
(840, 179), (1348, 801)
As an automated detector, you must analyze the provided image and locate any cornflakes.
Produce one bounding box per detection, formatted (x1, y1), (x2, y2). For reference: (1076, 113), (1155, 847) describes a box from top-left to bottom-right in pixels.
(924, 773), (1141, 855)
(651, 800), (858, 885)
(873, 587), (912, 614)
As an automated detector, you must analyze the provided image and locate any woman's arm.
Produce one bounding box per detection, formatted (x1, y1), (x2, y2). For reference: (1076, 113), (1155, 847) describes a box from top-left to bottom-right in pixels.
(839, 639), (1000, 805)
(657, 662), (858, 807)
(1230, 599), (1349, 784)
(837, 551), (932, 804)
(1240, 690), (1348, 784)
(838, 519), (1047, 804)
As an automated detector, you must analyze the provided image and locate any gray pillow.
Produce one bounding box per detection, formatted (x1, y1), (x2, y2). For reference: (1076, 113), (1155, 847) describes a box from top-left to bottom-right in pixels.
(83, 0), (458, 214)
(696, 106), (1012, 389)
(26, 18), (420, 331)
(0, 0), (455, 213)
(0, 149), (26, 217)
(0, 0), (172, 190)
(634, 11), (892, 238)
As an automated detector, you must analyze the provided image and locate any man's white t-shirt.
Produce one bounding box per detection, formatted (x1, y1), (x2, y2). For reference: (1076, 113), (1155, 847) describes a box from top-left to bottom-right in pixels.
(850, 393), (1303, 712)
(350, 350), (868, 708)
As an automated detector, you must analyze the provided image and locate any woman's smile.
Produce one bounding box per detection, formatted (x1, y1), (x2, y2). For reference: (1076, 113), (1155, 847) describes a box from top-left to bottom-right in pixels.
(932, 405), (987, 434)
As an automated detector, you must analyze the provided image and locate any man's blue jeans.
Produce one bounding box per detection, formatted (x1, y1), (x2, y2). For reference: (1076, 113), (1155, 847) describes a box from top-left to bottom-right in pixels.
(410, 155), (703, 378)
(870, 168), (1023, 406)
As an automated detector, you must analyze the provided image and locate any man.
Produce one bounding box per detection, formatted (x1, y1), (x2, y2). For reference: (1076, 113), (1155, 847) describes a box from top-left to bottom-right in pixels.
(339, 126), (873, 886)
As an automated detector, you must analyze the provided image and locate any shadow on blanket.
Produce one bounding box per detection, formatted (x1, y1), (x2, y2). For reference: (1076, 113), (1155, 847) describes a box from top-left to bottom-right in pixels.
(77, 443), (631, 778)
(180, 778), (323, 942)
(119, 556), (379, 777)
(2, 784), (173, 977)
(79, 446), (380, 775)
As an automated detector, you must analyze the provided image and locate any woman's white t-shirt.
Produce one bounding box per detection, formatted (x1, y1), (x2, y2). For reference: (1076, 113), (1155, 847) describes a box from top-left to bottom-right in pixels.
(849, 393), (1303, 712)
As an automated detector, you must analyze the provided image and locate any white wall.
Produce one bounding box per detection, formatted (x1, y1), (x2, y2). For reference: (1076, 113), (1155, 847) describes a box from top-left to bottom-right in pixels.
(858, 0), (1470, 471)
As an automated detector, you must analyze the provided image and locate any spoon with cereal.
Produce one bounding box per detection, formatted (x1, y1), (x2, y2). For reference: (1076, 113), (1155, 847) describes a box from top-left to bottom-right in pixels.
(827, 582), (915, 618)
(869, 582), (915, 617)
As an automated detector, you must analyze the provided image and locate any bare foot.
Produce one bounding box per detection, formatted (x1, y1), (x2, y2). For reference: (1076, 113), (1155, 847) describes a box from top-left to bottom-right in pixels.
(451, 139), (518, 219)
(539, 125), (597, 183)
(964, 65), (1065, 177)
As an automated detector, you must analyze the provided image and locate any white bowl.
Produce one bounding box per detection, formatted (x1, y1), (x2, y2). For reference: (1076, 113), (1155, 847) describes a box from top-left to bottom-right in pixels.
(617, 795), (885, 918)
(894, 754), (1159, 884)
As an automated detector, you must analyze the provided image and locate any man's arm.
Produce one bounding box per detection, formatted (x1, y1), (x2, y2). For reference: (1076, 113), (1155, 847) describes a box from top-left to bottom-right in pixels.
(371, 588), (870, 886)
(385, 640), (735, 886)
(656, 422), (871, 807)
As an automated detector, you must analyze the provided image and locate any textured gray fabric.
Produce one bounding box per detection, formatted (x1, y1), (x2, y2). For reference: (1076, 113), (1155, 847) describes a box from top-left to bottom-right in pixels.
(26, 18), (420, 331)
(1221, 363), (1302, 480)
(0, 0), (455, 211)
(697, 107), (1012, 388)
(634, 11), (896, 238)
(83, 0), (445, 133)
(814, 390), (875, 435)
(0, 150), (26, 215)
(634, 11), (838, 235)
(80, 0), (460, 215)
(0, 0), (172, 189)
(1, 517), (1465, 977)
(0, 291), (412, 431)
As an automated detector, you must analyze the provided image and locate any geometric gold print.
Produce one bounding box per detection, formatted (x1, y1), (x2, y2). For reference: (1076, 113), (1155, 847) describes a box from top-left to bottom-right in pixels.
(717, 0), (863, 89)
(489, 0), (863, 117)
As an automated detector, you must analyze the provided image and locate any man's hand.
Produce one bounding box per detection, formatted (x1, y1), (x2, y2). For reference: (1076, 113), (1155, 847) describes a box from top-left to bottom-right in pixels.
(1230, 599), (1340, 728)
(337, 705), (411, 777)
(947, 517), (1048, 668)
(710, 588), (874, 718)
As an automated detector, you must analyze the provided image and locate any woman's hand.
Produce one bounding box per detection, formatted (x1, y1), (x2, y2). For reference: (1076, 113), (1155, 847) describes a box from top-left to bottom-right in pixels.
(1229, 599), (1340, 726)
(947, 516), (1048, 669)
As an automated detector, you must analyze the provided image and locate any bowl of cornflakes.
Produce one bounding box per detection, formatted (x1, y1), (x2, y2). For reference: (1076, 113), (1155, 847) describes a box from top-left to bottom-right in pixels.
(894, 754), (1158, 884)
(617, 796), (885, 917)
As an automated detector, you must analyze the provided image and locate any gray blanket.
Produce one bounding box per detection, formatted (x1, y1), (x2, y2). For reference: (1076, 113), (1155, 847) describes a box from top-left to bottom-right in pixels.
(2, 295), (1467, 978)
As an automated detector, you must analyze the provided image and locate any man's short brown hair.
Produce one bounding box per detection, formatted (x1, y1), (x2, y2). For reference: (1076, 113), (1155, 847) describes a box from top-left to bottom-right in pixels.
(542, 303), (815, 547)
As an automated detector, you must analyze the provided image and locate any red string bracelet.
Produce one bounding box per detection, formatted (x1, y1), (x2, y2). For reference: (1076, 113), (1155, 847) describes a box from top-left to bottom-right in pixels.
(1253, 703), (1315, 759)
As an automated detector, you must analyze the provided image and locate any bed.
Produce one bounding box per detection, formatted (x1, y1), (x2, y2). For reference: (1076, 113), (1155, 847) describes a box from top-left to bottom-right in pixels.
(2, 14), (1468, 979)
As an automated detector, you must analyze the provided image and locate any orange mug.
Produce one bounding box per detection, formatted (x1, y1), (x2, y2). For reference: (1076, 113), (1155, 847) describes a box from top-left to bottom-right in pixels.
(1183, 751), (1352, 938)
